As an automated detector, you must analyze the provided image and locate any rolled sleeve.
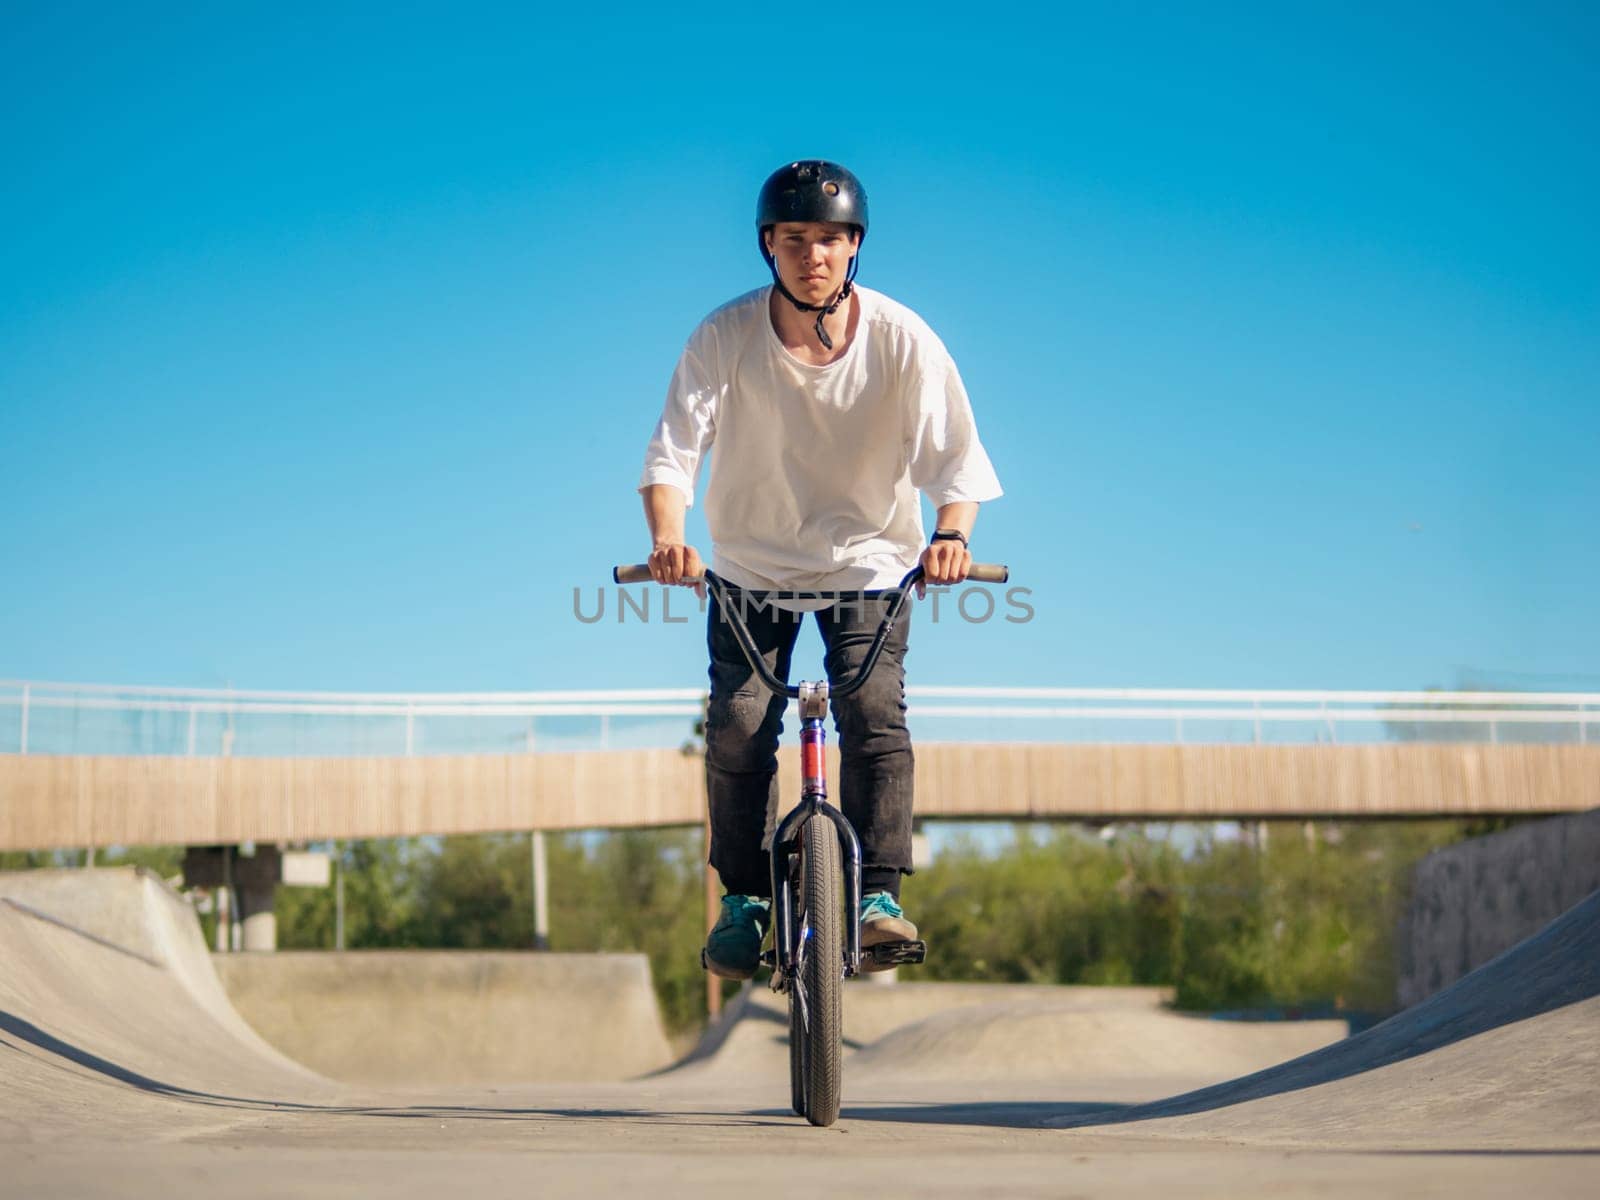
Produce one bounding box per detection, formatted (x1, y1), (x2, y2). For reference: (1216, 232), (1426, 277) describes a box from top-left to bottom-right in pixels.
(906, 351), (1003, 507)
(638, 328), (722, 507)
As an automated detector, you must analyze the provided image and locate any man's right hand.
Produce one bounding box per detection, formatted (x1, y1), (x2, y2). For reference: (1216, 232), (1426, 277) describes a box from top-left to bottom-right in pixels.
(648, 542), (705, 592)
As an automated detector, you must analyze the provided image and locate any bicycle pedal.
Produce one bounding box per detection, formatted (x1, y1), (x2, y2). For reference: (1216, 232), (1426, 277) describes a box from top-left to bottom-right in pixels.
(863, 939), (927, 968)
(759, 949), (778, 968)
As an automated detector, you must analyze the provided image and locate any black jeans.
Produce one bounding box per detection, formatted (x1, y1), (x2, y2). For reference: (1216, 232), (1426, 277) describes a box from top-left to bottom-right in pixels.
(704, 586), (914, 901)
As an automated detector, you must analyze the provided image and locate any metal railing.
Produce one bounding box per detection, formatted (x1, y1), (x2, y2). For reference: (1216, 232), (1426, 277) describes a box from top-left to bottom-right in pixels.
(0, 679), (1592, 757)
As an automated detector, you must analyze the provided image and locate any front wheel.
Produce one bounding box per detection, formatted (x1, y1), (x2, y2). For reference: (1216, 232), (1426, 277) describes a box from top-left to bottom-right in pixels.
(796, 814), (842, 1126)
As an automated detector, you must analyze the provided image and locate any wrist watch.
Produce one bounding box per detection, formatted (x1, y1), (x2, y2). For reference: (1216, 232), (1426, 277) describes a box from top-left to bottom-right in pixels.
(930, 528), (969, 549)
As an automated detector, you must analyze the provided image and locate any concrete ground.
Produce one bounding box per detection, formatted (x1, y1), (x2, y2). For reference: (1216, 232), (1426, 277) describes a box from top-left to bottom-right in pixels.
(2, 867), (1596, 1198)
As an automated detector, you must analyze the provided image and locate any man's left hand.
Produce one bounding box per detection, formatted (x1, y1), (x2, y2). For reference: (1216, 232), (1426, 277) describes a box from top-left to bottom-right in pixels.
(917, 540), (971, 598)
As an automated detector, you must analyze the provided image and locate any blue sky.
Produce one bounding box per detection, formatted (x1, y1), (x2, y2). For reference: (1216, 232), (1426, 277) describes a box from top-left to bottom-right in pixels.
(2, 2), (1596, 696)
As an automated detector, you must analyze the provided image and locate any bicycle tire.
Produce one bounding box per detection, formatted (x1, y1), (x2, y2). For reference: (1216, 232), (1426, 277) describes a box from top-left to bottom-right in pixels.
(799, 814), (843, 1126)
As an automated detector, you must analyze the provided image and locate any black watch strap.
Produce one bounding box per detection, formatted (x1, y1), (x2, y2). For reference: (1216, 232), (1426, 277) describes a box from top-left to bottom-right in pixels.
(931, 528), (969, 549)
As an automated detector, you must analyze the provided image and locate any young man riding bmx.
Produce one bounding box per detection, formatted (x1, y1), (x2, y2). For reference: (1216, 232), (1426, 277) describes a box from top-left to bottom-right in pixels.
(638, 159), (1003, 979)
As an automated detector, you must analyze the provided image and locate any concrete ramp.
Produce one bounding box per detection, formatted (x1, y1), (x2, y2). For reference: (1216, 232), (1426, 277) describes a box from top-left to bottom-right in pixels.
(853, 1003), (1344, 1082)
(1053, 886), (1600, 1148)
(0, 868), (338, 1126)
(671, 981), (1165, 1081)
(215, 950), (675, 1085)
(674, 980), (1342, 1090)
(4, 866), (1598, 1197)
(0, 866), (677, 1095)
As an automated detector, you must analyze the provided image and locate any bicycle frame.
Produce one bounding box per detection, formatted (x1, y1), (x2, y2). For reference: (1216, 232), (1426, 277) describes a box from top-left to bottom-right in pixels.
(768, 681), (864, 980)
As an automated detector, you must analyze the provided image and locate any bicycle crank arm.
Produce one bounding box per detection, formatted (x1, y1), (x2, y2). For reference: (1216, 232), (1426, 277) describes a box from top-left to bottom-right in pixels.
(761, 949), (791, 993)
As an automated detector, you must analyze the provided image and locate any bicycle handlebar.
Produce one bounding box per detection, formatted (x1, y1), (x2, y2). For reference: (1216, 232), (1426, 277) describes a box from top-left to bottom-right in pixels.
(611, 562), (1009, 586)
(608, 561), (1012, 701)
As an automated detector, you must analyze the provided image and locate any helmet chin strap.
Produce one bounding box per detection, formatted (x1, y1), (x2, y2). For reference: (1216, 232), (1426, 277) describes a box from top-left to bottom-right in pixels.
(766, 254), (860, 351)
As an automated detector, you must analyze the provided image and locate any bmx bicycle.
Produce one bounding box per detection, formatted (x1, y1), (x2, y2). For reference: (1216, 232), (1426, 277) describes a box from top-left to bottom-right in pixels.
(612, 560), (1009, 1126)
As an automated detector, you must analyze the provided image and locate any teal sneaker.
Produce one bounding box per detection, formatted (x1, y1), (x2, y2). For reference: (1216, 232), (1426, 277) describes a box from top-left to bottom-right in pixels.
(860, 891), (918, 959)
(702, 894), (772, 980)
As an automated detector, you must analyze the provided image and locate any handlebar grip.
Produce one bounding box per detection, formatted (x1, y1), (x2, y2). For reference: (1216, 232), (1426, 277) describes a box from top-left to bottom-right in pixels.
(614, 564), (708, 585)
(968, 563), (1009, 584)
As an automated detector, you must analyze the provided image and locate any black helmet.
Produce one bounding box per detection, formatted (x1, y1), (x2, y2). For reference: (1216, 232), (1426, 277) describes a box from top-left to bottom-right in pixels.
(755, 160), (868, 350)
(755, 160), (869, 239)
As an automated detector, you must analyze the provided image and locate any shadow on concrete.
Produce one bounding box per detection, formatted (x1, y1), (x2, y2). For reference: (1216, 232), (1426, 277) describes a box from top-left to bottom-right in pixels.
(832, 1101), (1126, 1128)
(1, 1011), (336, 1113)
(0, 1012), (792, 1128)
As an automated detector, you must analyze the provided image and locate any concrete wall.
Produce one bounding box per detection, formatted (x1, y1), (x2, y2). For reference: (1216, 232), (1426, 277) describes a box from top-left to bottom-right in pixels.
(1397, 808), (1600, 1008)
(214, 950), (676, 1085)
(8, 743), (1600, 850)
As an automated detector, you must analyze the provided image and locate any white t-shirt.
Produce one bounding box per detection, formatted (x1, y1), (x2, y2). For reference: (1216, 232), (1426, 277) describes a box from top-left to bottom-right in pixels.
(639, 285), (1003, 611)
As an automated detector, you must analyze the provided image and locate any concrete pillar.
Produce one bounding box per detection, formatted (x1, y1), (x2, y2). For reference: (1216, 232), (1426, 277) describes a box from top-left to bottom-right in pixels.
(238, 886), (278, 952)
(214, 884), (230, 953)
(335, 852), (346, 951)
(531, 830), (550, 951)
(183, 844), (282, 952)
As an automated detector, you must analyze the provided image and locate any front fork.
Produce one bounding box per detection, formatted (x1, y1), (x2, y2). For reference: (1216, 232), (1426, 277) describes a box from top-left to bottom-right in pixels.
(769, 683), (862, 986)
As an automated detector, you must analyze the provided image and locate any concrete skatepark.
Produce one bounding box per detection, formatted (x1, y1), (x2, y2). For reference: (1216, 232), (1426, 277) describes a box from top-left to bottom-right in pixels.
(3, 842), (1598, 1197)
